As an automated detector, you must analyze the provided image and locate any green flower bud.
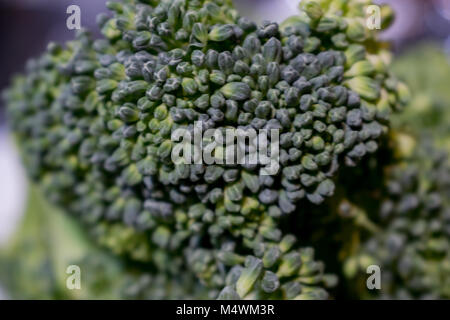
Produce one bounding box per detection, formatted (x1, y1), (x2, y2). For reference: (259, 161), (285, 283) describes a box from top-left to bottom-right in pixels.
(331, 33), (349, 49)
(317, 179), (335, 197)
(204, 166), (225, 184)
(191, 50), (205, 67)
(118, 104), (139, 123)
(210, 70), (226, 85)
(122, 164), (142, 186)
(345, 60), (375, 77)
(243, 35), (261, 56)
(316, 16), (339, 33)
(263, 38), (282, 63)
(303, 37), (321, 53)
(345, 44), (366, 67)
(241, 197), (259, 215)
(280, 235), (296, 253)
(146, 85), (163, 101)
(220, 82), (251, 101)
(261, 271), (280, 293)
(154, 104), (168, 121)
(346, 76), (380, 101)
(157, 140), (173, 159)
(242, 171), (260, 193)
(225, 183), (244, 202)
(217, 251), (246, 266)
(182, 78), (198, 96)
(97, 79), (118, 94)
(137, 157), (158, 175)
(277, 252), (302, 277)
(236, 258), (263, 298)
(263, 246), (281, 268)
(345, 18), (366, 42)
(71, 76), (94, 95)
(301, 1), (323, 21)
(209, 24), (234, 42)
(302, 154), (318, 171)
(282, 281), (303, 299)
(192, 23), (208, 44)
(183, 11), (198, 32)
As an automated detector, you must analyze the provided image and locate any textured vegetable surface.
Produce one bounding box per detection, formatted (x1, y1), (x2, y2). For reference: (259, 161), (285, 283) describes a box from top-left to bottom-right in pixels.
(334, 134), (450, 299)
(1, 0), (426, 300)
(339, 45), (450, 299)
(301, 44), (450, 300)
(0, 186), (210, 299)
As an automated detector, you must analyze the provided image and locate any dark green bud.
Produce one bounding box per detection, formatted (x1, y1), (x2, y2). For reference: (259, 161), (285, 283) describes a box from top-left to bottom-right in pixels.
(191, 50), (205, 67)
(263, 37), (282, 62)
(118, 104), (139, 123)
(261, 271), (280, 293)
(263, 246), (281, 268)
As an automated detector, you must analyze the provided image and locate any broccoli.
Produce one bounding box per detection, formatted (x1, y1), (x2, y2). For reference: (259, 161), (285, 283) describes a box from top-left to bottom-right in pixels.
(2, 0), (410, 300)
(335, 45), (450, 299)
(337, 134), (450, 299)
(0, 185), (211, 299)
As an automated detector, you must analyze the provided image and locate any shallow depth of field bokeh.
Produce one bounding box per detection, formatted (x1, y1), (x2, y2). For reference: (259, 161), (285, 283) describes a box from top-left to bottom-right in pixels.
(0, 0), (449, 299)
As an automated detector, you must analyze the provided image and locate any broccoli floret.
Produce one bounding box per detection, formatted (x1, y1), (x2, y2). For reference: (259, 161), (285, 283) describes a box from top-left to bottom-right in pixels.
(341, 136), (450, 299)
(3, 0), (408, 300)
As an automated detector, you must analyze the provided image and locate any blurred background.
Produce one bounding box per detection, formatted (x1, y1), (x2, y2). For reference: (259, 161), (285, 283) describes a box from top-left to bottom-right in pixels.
(0, 0), (449, 299)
